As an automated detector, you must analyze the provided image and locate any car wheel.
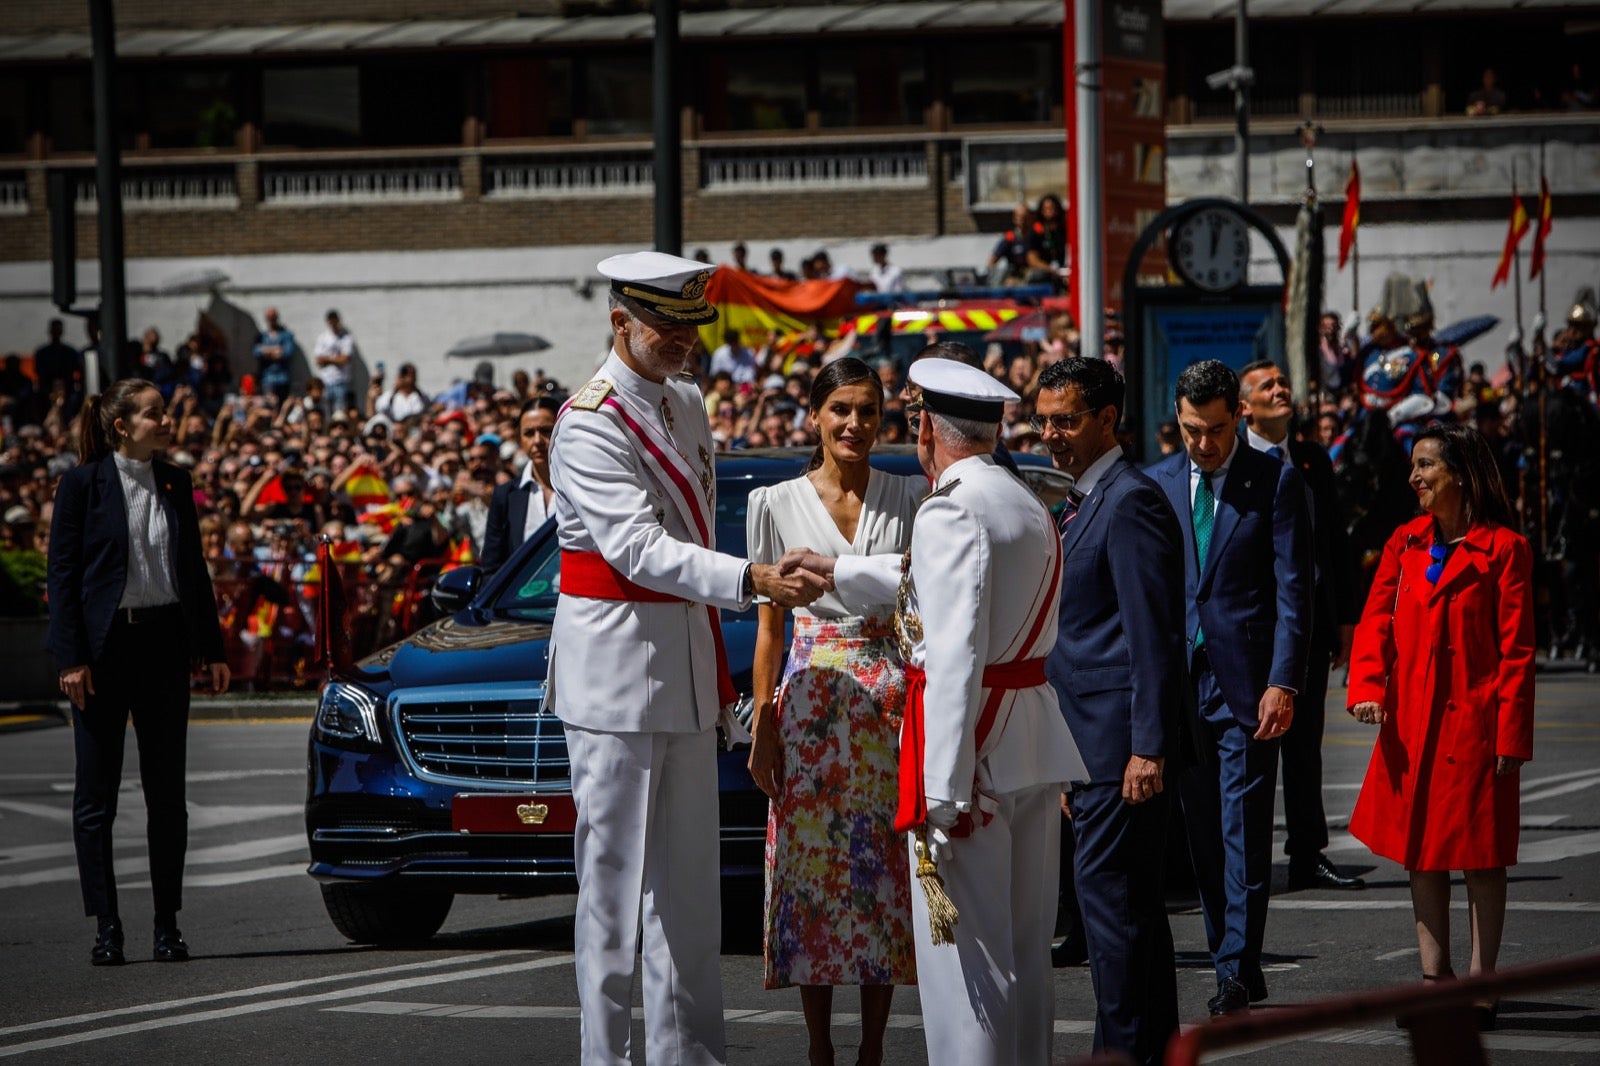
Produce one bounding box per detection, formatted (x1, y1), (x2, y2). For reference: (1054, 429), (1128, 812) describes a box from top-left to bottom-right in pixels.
(320, 884), (454, 945)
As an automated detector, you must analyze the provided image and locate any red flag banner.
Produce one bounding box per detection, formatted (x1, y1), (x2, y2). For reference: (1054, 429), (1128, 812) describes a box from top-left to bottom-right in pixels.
(698, 267), (868, 352)
(1491, 194), (1531, 290)
(315, 538), (353, 674)
(1338, 161), (1360, 270)
(1529, 177), (1553, 281)
(344, 461), (391, 510)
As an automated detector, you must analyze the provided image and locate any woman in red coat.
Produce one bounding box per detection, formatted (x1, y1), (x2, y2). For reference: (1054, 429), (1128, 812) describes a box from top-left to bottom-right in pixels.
(1347, 423), (1534, 1029)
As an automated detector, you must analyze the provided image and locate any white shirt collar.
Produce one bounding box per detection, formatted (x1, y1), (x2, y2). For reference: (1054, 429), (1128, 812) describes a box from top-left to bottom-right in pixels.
(1245, 424), (1288, 454)
(1072, 444), (1123, 498)
(112, 451), (154, 480)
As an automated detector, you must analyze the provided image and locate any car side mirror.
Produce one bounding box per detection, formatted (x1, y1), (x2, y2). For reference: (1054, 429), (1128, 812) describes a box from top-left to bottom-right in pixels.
(431, 566), (482, 615)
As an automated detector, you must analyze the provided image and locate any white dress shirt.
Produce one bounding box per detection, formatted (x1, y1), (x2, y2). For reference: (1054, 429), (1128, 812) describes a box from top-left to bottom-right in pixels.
(112, 452), (180, 609)
(1071, 444), (1124, 499)
(1245, 425), (1288, 460)
(519, 461), (554, 541)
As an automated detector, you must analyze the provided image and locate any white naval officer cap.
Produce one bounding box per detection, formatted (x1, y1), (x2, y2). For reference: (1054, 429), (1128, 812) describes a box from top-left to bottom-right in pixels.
(908, 358), (1019, 423)
(597, 250), (718, 326)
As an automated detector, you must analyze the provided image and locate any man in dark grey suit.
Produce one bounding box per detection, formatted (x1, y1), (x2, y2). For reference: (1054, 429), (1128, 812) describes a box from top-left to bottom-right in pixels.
(1238, 360), (1365, 892)
(1039, 358), (1184, 1064)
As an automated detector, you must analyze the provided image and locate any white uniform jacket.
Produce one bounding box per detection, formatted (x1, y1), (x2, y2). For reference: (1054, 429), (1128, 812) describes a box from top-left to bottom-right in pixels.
(834, 453), (1085, 808)
(548, 351), (751, 734)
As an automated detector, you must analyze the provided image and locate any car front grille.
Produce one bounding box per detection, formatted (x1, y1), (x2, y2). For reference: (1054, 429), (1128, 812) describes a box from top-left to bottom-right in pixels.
(393, 687), (567, 788)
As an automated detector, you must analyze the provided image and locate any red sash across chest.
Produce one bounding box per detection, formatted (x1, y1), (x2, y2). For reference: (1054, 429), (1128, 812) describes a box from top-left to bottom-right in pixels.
(556, 387), (736, 709)
(894, 522), (1063, 837)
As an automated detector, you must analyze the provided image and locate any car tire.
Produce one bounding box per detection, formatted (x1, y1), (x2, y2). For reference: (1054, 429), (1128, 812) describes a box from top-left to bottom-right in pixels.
(320, 884), (454, 945)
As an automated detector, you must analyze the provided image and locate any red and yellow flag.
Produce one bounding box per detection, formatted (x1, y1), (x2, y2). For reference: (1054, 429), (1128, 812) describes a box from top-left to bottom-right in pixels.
(1338, 161), (1360, 270)
(1491, 192), (1530, 290)
(1529, 177), (1553, 281)
(344, 461), (391, 510)
(697, 267), (867, 353)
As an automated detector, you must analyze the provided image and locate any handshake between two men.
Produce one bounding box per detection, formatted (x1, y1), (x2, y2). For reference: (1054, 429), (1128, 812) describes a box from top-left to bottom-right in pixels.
(747, 548), (839, 608)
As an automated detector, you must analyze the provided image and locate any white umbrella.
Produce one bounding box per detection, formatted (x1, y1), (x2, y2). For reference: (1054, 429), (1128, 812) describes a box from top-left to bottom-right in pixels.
(445, 332), (551, 357)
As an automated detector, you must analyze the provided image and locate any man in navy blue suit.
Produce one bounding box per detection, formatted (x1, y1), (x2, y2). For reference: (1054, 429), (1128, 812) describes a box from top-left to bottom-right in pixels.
(1039, 358), (1183, 1064)
(1152, 360), (1312, 1017)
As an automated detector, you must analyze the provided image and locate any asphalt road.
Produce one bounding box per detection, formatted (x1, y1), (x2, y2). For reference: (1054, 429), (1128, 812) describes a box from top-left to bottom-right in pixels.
(2, 671), (1598, 1064)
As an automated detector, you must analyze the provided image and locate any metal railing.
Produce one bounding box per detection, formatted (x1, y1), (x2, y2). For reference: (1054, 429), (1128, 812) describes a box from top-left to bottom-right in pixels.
(1160, 952), (1600, 1066)
(700, 143), (929, 191)
(72, 166), (238, 211)
(261, 161), (460, 205)
(484, 151), (653, 198)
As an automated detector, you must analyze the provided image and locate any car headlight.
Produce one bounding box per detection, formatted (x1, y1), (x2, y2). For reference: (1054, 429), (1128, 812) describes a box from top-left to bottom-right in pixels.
(315, 681), (382, 744)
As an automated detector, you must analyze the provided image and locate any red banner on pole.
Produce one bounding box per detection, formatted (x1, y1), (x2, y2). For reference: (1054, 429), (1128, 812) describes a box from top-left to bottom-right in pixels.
(1491, 194), (1530, 291)
(1529, 177), (1553, 282)
(1338, 161), (1360, 270)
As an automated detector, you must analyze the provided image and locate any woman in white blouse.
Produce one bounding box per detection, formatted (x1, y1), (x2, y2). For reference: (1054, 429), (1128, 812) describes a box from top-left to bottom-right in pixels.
(746, 357), (925, 1066)
(47, 379), (229, 967)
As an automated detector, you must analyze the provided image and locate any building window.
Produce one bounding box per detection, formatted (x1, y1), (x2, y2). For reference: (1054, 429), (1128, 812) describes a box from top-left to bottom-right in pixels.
(704, 49), (807, 132)
(948, 39), (1054, 124)
(486, 58), (574, 138)
(817, 45), (926, 127)
(0, 74), (26, 155)
(363, 61), (466, 146)
(144, 67), (238, 150)
(586, 55), (652, 137)
(264, 66), (361, 148)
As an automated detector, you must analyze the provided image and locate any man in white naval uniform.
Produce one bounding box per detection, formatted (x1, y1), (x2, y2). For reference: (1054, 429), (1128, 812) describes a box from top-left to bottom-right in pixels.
(547, 251), (826, 1065)
(787, 359), (1085, 1066)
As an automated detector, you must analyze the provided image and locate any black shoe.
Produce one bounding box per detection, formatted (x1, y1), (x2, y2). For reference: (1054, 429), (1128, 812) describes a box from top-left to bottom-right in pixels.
(91, 920), (125, 967)
(1287, 855), (1366, 891)
(1208, 978), (1251, 1017)
(1052, 932), (1089, 967)
(153, 926), (190, 962)
(1243, 972), (1268, 1004)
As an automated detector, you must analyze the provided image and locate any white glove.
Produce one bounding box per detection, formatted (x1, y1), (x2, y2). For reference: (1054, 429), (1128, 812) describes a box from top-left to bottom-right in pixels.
(1342, 310), (1362, 338)
(924, 825), (954, 866)
(925, 799), (960, 830)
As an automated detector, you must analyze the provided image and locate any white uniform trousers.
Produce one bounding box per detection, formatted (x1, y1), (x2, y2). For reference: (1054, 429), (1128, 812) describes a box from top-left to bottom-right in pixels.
(564, 725), (726, 1066)
(908, 781), (1062, 1066)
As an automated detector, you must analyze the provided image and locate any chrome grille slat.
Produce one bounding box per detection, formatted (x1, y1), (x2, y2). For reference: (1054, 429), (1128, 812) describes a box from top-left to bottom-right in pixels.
(395, 691), (568, 788)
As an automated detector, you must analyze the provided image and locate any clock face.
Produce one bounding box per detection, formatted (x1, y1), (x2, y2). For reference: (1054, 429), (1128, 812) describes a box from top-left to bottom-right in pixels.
(1173, 207), (1250, 293)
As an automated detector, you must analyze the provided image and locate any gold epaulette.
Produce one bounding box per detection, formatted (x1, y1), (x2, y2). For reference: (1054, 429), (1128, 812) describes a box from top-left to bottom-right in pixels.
(568, 379), (614, 411)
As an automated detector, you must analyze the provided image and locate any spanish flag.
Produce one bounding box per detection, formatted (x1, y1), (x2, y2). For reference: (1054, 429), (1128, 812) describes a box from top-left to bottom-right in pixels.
(1338, 161), (1360, 270)
(697, 267), (866, 353)
(1529, 177), (1553, 282)
(442, 537), (476, 572)
(1491, 192), (1530, 290)
(315, 538), (353, 674)
(344, 461), (391, 510)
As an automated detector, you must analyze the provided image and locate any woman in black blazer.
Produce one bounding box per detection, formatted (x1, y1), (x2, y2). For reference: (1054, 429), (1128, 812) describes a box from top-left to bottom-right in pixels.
(47, 378), (230, 966)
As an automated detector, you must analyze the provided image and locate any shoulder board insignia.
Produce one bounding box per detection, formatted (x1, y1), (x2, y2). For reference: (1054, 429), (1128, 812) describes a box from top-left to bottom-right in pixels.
(569, 379), (614, 411)
(921, 478), (961, 505)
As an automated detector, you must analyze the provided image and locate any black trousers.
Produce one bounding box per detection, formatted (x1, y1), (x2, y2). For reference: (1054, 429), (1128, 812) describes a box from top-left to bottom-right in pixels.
(71, 605), (191, 920)
(1279, 631), (1332, 863)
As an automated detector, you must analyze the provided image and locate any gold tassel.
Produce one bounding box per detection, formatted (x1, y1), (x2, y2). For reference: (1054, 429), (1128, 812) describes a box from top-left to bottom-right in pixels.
(914, 828), (960, 945)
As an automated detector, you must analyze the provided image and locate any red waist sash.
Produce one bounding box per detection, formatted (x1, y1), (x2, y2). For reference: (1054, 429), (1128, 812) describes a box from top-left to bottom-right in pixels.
(559, 549), (736, 708)
(894, 657), (1048, 835)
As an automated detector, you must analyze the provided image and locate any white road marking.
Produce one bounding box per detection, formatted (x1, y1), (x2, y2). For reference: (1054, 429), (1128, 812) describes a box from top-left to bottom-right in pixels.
(0, 798), (298, 831)
(0, 951), (541, 1038)
(38, 769), (303, 792)
(1516, 830), (1600, 865)
(0, 800), (72, 824)
(121, 863), (304, 889)
(0, 954), (571, 1058)
(0, 835), (306, 891)
(1374, 947), (1419, 961)
(1522, 775), (1600, 804)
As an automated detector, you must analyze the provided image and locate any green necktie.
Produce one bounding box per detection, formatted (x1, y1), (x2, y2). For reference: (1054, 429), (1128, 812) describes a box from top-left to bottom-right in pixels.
(1193, 470), (1215, 648)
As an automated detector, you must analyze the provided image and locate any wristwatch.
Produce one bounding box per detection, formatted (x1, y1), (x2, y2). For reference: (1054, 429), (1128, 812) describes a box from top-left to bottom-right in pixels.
(742, 565), (755, 599)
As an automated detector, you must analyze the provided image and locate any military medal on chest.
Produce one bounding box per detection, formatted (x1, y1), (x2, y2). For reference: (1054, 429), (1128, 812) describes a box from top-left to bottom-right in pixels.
(659, 394), (676, 433)
(698, 445), (714, 503)
(894, 549), (923, 662)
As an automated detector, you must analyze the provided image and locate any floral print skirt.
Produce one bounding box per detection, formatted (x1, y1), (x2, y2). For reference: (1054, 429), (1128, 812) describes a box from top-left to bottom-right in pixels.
(763, 614), (916, 989)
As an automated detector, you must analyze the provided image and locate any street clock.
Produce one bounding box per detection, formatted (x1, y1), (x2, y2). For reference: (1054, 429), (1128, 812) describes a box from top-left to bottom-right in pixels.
(1171, 204), (1252, 293)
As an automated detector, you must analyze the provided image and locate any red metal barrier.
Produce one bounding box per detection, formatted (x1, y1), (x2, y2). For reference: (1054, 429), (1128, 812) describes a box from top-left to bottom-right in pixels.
(208, 554), (449, 690)
(1161, 952), (1600, 1066)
